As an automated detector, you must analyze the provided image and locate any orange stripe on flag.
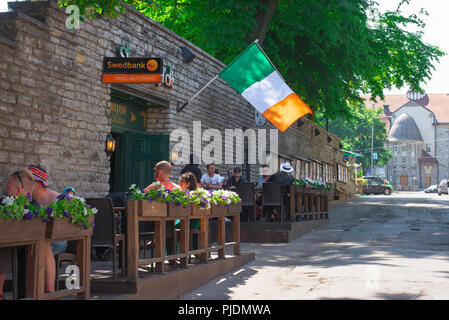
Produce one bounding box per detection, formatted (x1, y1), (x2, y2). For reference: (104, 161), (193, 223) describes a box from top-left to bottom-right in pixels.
(262, 93), (312, 132)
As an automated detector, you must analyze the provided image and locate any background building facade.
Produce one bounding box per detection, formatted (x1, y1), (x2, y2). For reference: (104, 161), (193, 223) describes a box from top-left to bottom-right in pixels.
(365, 91), (449, 190)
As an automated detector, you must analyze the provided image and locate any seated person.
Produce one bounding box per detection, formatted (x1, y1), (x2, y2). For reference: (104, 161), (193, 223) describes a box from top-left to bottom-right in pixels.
(144, 161), (180, 192)
(267, 162), (295, 193)
(225, 166), (247, 190)
(255, 165), (271, 218)
(223, 168), (234, 188)
(215, 169), (225, 186)
(0, 169), (37, 299)
(265, 162), (295, 221)
(29, 164), (65, 293)
(180, 153), (202, 186)
(200, 164), (222, 190)
(176, 172), (200, 230)
(62, 186), (77, 197)
(255, 165), (271, 190)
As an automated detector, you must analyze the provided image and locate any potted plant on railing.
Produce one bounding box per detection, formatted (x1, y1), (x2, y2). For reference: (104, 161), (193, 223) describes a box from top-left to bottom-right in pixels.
(165, 188), (191, 217)
(190, 188), (212, 216)
(128, 184), (169, 217)
(209, 189), (242, 216)
(0, 193), (47, 242)
(44, 193), (97, 239)
(293, 178), (306, 193)
(0, 193), (97, 242)
(225, 191), (242, 214)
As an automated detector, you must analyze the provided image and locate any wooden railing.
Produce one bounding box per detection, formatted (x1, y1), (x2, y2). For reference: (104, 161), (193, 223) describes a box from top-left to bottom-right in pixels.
(0, 218), (92, 300)
(289, 185), (329, 222)
(126, 201), (241, 282)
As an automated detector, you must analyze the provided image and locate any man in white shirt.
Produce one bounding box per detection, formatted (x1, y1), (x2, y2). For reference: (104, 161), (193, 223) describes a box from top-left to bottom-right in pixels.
(200, 164), (222, 189)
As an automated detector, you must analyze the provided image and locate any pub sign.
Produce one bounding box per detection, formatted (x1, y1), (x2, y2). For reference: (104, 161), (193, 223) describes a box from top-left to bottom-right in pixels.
(103, 57), (163, 83)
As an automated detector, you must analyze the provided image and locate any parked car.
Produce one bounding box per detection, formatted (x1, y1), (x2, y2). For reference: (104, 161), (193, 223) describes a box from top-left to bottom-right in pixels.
(363, 179), (393, 195)
(424, 185), (438, 193)
(362, 176), (386, 184)
(438, 179), (448, 196)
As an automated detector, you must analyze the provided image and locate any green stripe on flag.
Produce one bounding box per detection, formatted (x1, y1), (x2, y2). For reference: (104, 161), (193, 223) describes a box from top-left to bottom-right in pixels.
(219, 43), (275, 94)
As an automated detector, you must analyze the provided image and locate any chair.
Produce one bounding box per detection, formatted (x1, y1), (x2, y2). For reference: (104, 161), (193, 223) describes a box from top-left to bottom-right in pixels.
(139, 222), (155, 260)
(54, 252), (77, 291)
(262, 183), (284, 223)
(188, 228), (201, 264)
(235, 182), (256, 222)
(86, 198), (126, 279)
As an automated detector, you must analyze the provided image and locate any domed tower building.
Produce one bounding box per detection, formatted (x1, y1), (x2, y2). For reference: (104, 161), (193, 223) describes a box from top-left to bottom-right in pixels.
(386, 114), (426, 190)
(364, 90), (446, 191)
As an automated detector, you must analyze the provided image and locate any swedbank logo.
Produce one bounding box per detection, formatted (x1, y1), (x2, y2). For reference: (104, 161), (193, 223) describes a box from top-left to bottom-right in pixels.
(103, 58), (163, 73)
(106, 61), (146, 69)
(146, 59), (158, 71)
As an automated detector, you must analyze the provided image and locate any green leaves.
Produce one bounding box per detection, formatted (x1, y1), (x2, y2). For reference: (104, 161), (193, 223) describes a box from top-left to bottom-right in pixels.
(327, 102), (392, 172)
(57, 0), (444, 122)
(0, 194), (96, 229)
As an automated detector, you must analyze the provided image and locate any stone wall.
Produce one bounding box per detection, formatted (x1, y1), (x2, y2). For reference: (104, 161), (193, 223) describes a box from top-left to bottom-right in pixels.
(0, 0), (353, 199)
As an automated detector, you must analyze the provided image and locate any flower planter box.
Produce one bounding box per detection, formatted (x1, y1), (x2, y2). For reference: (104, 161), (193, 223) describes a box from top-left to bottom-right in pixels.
(227, 202), (242, 214)
(211, 203), (228, 217)
(294, 185), (304, 193)
(46, 216), (94, 240)
(303, 187), (316, 194)
(130, 200), (168, 217)
(0, 218), (47, 243)
(191, 204), (211, 216)
(168, 202), (191, 217)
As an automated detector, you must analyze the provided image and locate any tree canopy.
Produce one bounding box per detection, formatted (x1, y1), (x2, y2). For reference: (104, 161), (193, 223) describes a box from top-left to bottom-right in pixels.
(58, 0), (445, 120)
(325, 103), (392, 172)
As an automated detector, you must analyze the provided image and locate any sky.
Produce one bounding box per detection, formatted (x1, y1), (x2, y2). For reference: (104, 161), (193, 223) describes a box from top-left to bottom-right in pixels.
(1, 0), (448, 95)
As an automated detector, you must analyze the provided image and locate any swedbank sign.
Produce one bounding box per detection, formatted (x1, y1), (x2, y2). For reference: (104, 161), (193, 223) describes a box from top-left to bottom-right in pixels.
(102, 57), (163, 83)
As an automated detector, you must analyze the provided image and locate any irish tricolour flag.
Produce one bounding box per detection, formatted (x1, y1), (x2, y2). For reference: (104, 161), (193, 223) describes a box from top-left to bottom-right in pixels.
(219, 42), (312, 132)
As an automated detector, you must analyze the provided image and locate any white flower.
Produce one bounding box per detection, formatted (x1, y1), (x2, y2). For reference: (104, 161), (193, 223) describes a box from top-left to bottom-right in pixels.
(84, 207), (88, 216)
(129, 184), (136, 190)
(74, 196), (86, 203)
(91, 208), (98, 214)
(2, 196), (15, 206)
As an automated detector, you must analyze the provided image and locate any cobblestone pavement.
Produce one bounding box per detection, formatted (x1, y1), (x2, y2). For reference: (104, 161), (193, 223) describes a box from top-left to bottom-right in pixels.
(181, 192), (449, 300)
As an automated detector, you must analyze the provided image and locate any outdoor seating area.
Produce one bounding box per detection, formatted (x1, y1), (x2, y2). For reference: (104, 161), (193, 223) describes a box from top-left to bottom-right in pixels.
(0, 198), (245, 300)
(239, 182), (330, 243)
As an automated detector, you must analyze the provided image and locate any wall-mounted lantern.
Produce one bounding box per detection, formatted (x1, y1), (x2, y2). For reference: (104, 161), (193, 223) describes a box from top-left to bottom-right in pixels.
(181, 46), (196, 63)
(106, 133), (116, 156)
(171, 151), (179, 163)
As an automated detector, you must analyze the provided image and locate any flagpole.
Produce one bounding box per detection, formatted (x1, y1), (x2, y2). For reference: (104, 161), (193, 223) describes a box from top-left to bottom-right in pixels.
(253, 39), (287, 83)
(176, 74), (219, 112)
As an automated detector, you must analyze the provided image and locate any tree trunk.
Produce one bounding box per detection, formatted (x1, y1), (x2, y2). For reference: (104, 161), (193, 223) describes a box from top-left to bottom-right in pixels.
(247, 0), (278, 45)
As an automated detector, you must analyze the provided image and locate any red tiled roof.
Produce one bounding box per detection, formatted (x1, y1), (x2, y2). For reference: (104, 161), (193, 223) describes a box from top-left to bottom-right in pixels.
(362, 94), (449, 124)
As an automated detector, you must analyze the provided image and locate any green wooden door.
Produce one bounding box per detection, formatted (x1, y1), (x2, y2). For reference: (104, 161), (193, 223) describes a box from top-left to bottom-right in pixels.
(123, 133), (169, 191)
